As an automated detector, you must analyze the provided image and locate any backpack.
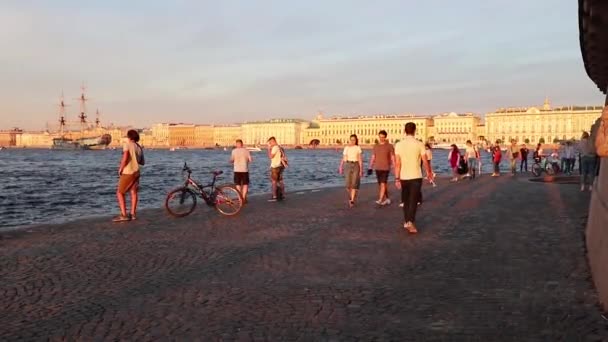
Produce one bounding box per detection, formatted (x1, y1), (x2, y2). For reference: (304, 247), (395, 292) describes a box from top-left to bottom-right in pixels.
(135, 143), (145, 165)
(457, 154), (468, 175)
(279, 146), (288, 168)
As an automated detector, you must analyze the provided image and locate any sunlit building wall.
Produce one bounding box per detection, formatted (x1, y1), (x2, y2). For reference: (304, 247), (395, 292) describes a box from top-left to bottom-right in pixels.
(194, 125), (214, 147)
(313, 114), (431, 145)
(433, 112), (482, 144)
(213, 125), (243, 147)
(241, 119), (308, 146)
(485, 99), (603, 144)
(168, 124), (196, 147)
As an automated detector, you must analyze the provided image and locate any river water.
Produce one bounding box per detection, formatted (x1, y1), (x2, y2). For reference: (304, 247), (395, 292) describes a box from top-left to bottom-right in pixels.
(1, 148), (507, 229)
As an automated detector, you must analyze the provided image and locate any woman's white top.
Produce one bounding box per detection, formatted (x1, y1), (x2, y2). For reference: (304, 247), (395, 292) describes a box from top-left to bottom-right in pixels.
(343, 145), (362, 162)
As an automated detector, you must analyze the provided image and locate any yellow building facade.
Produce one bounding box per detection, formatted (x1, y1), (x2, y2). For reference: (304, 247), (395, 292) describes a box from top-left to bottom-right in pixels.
(167, 124), (196, 147)
(309, 114), (432, 145)
(16, 132), (54, 147)
(432, 112), (482, 144)
(485, 100), (603, 144)
(194, 125), (214, 147)
(241, 119), (308, 146)
(213, 125), (243, 147)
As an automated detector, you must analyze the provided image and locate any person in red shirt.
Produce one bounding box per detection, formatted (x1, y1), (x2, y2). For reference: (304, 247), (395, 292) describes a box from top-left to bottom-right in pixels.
(492, 142), (502, 177)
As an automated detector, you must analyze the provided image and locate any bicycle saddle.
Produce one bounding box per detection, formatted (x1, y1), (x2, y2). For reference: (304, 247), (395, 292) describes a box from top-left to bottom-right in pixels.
(212, 170), (223, 176)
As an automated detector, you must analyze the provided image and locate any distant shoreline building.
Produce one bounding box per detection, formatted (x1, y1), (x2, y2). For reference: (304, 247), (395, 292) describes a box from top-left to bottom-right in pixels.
(213, 125), (242, 147)
(6, 99), (603, 148)
(306, 113), (431, 145)
(432, 112), (482, 145)
(485, 98), (603, 144)
(241, 119), (309, 146)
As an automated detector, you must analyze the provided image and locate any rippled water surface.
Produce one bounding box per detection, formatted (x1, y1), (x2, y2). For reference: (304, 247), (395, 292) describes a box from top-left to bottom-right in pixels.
(1, 148), (505, 229)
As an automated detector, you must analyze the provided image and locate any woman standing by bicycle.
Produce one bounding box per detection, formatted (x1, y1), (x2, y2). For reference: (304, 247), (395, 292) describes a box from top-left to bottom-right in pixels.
(114, 130), (145, 222)
(339, 134), (363, 208)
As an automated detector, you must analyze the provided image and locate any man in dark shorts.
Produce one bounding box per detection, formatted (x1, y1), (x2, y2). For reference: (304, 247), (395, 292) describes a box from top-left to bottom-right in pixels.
(369, 130), (395, 206)
(230, 139), (252, 203)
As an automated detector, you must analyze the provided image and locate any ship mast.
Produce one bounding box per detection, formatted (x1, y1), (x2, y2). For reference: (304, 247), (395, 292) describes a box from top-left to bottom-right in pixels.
(95, 108), (101, 129)
(76, 83), (88, 138)
(58, 91), (67, 137)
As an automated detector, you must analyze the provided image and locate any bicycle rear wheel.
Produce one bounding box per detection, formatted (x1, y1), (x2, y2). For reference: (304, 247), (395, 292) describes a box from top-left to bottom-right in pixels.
(531, 163), (542, 177)
(546, 164), (555, 175)
(165, 187), (197, 217)
(213, 185), (243, 216)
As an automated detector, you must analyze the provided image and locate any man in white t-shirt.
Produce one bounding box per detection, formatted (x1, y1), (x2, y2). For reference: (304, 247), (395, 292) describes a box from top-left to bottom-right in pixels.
(230, 139), (252, 203)
(394, 122), (433, 234)
(267, 136), (285, 201)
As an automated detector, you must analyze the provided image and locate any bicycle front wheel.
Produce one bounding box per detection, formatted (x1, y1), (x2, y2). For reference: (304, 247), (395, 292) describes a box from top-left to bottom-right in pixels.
(165, 187), (197, 218)
(531, 163), (541, 177)
(213, 185), (243, 216)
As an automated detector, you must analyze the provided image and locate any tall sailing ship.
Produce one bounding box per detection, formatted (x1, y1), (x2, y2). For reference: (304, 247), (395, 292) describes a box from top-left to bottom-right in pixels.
(52, 86), (112, 150)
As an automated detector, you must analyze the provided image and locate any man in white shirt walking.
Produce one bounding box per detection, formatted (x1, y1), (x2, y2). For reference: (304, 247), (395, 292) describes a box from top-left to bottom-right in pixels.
(394, 122), (434, 234)
(230, 139), (252, 203)
(267, 136), (285, 201)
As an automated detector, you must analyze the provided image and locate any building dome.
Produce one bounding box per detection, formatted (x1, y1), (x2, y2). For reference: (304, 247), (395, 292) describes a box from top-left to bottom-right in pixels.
(526, 107), (540, 114)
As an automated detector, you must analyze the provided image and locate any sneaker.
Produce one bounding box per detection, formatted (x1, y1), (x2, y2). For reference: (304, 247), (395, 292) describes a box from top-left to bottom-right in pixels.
(417, 202), (421, 206)
(129, 214), (136, 221)
(268, 197), (277, 202)
(399, 202), (404, 208)
(375, 199), (383, 205)
(581, 185), (585, 192)
(407, 223), (418, 234)
(112, 215), (131, 223)
(403, 222), (411, 230)
(382, 198), (392, 206)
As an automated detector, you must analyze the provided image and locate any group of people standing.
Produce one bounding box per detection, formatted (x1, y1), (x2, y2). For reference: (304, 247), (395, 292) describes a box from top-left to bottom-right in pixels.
(229, 136), (288, 203)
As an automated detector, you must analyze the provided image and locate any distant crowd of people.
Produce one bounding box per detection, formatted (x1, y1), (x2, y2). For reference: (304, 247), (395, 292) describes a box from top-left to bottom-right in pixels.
(111, 106), (608, 233)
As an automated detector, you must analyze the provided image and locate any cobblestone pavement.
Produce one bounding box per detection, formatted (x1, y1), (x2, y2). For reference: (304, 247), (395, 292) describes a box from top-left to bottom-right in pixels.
(1, 174), (607, 341)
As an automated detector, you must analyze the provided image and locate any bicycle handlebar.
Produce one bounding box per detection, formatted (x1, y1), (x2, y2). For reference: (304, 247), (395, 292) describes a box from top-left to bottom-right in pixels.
(183, 162), (192, 173)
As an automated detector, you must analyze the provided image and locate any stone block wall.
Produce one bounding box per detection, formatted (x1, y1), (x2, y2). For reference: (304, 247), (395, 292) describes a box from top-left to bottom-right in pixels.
(586, 158), (608, 310)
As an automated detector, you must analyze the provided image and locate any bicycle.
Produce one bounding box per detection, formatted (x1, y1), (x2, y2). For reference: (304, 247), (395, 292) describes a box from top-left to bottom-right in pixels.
(531, 157), (558, 177)
(165, 162), (243, 217)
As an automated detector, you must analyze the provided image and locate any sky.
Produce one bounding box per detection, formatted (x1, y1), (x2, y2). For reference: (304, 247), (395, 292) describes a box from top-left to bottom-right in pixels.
(0, 0), (605, 130)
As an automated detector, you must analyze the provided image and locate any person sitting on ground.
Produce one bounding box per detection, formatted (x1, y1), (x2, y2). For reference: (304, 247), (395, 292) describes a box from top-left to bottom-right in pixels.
(114, 129), (145, 222)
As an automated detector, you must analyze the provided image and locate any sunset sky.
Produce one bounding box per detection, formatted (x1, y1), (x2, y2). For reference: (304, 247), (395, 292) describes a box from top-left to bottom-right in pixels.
(0, 0), (605, 130)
